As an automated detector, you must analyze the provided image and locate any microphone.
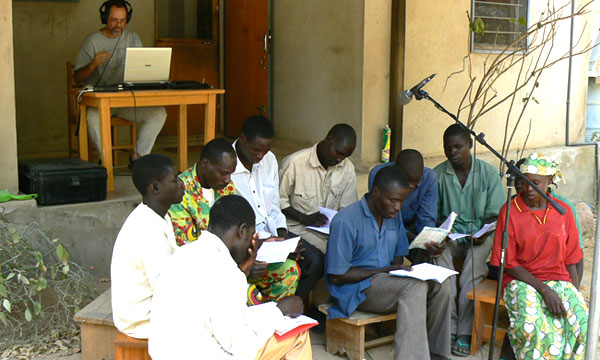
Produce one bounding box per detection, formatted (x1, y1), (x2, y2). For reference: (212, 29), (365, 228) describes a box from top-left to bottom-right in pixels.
(398, 73), (436, 105)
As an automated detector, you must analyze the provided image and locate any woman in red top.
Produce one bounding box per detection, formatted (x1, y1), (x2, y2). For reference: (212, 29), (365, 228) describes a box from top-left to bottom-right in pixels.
(490, 153), (587, 360)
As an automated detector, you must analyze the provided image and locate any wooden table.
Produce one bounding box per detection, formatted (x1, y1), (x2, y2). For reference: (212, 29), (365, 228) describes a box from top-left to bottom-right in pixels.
(78, 89), (225, 191)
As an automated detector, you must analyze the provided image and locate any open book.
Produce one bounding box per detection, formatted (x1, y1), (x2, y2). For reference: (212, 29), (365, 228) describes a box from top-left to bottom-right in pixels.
(449, 221), (497, 241)
(306, 207), (338, 235)
(409, 212), (457, 250)
(274, 315), (319, 341)
(389, 263), (458, 283)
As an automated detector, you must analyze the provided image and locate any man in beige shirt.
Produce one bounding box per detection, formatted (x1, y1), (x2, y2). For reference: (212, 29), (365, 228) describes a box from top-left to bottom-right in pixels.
(279, 124), (358, 252)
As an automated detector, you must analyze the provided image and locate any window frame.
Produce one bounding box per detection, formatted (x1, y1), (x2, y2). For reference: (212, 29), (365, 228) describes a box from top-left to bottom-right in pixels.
(470, 0), (530, 54)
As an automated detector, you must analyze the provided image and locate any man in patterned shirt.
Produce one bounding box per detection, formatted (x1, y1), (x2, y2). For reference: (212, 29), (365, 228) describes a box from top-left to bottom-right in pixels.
(169, 138), (237, 245)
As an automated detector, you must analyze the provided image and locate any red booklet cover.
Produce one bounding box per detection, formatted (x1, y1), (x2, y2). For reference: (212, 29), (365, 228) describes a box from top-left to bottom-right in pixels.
(274, 315), (319, 341)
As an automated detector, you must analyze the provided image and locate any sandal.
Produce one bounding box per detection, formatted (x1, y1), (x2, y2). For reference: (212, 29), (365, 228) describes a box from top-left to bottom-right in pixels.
(451, 338), (471, 357)
(450, 334), (457, 353)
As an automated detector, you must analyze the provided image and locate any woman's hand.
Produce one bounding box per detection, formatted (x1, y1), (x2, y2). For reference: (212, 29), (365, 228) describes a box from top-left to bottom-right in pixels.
(540, 286), (566, 318)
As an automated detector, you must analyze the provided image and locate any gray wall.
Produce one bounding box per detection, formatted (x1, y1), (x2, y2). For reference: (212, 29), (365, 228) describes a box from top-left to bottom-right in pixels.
(272, 0), (365, 159)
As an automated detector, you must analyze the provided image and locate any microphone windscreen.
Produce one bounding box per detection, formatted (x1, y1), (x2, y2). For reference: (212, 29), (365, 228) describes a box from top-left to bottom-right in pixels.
(398, 90), (413, 105)
(397, 90), (413, 106)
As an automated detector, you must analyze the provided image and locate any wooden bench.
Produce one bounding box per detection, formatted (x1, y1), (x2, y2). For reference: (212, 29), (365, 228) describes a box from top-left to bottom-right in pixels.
(466, 279), (508, 355)
(319, 303), (395, 360)
(74, 289), (149, 360)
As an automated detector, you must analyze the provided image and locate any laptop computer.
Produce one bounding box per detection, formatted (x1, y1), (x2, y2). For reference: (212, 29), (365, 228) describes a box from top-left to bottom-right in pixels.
(122, 47), (172, 90)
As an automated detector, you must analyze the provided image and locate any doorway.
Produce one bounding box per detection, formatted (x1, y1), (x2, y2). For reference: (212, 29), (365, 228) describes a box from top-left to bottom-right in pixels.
(154, 0), (271, 141)
(223, 0), (271, 137)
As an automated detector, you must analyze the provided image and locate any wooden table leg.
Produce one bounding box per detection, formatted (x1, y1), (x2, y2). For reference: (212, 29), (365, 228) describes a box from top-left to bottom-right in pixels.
(99, 100), (114, 192)
(177, 104), (188, 172)
(79, 105), (89, 161)
(204, 94), (216, 144)
(471, 299), (482, 355)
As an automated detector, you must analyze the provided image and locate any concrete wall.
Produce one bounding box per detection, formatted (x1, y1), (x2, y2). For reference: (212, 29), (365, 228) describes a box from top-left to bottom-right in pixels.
(402, 0), (593, 158)
(272, 0), (365, 159)
(361, 0), (392, 163)
(12, 0), (155, 158)
(0, 0), (18, 193)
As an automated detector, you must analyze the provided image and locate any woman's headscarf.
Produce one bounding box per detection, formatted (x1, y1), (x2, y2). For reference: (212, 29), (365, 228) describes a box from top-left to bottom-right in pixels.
(520, 152), (563, 184)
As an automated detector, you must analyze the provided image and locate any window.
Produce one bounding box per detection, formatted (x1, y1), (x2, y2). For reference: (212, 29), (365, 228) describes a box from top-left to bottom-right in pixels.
(472, 0), (528, 51)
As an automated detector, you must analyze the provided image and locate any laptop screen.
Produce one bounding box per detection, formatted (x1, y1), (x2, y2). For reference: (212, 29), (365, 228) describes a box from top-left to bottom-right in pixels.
(123, 47), (172, 83)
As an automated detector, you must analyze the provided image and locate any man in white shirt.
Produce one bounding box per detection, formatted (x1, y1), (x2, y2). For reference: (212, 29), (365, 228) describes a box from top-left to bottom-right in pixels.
(149, 195), (312, 359)
(232, 116), (324, 302)
(110, 154), (184, 339)
(280, 123), (358, 253)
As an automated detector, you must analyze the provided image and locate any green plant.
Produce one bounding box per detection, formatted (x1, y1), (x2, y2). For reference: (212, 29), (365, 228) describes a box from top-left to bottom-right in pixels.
(0, 217), (95, 351)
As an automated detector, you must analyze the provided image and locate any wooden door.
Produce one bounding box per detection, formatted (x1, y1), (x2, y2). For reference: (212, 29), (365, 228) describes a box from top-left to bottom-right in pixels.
(224, 0), (270, 137)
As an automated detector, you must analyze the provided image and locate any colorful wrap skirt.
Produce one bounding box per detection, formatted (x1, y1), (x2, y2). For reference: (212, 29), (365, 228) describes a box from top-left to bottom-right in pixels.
(503, 280), (588, 360)
(247, 259), (300, 305)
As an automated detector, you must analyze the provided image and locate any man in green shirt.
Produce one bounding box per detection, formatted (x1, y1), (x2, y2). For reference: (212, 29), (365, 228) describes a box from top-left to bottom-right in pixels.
(434, 124), (505, 357)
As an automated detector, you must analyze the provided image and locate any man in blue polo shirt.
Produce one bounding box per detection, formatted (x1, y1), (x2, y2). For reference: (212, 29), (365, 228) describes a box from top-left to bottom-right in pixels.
(368, 149), (443, 263)
(326, 166), (452, 360)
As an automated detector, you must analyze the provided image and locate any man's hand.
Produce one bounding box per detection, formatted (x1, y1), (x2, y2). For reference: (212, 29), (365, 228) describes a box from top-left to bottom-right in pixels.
(288, 240), (306, 262)
(276, 295), (304, 318)
(248, 260), (268, 280)
(466, 233), (490, 247)
(92, 51), (111, 68)
(389, 263), (412, 272)
(302, 212), (329, 227)
(239, 233), (260, 277)
(424, 239), (446, 258)
(540, 286), (567, 318)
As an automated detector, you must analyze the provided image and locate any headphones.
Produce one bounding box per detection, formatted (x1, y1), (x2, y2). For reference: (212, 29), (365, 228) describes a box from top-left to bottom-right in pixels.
(99, 0), (133, 25)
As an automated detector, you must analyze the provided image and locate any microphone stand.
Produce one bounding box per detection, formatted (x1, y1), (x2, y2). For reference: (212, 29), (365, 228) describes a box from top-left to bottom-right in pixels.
(413, 89), (566, 359)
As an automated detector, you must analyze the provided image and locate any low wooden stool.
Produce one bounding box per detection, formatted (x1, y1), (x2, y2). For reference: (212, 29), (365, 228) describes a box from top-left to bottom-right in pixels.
(319, 303), (396, 360)
(466, 279), (508, 355)
(74, 289), (118, 360)
(114, 332), (151, 360)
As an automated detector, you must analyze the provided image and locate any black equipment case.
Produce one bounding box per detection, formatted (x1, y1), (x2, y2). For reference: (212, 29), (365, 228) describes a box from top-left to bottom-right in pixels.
(18, 158), (107, 206)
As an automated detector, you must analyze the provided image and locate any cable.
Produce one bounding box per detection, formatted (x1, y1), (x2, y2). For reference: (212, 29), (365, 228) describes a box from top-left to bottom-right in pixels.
(94, 31), (123, 87)
(75, 87), (94, 137)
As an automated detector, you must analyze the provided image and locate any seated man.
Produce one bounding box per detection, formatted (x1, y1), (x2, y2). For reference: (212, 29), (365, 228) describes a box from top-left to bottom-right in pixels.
(368, 149), (442, 263)
(232, 116), (322, 301)
(170, 137), (299, 303)
(74, 0), (166, 161)
(325, 166), (452, 360)
(149, 195), (312, 360)
(433, 124), (505, 356)
(169, 138), (236, 246)
(110, 154), (184, 339)
(280, 123), (358, 253)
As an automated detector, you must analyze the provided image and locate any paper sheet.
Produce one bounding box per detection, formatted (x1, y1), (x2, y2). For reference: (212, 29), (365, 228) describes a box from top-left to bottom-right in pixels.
(306, 207), (338, 235)
(389, 263), (458, 283)
(274, 315), (319, 335)
(449, 221), (497, 241)
(256, 236), (300, 263)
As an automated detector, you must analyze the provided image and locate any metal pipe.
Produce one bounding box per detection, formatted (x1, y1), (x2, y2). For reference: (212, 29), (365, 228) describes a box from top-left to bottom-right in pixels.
(585, 167), (600, 360)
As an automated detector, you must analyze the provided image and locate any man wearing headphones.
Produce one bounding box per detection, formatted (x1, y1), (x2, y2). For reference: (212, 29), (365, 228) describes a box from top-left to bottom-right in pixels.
(74, 0), (166, 164)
